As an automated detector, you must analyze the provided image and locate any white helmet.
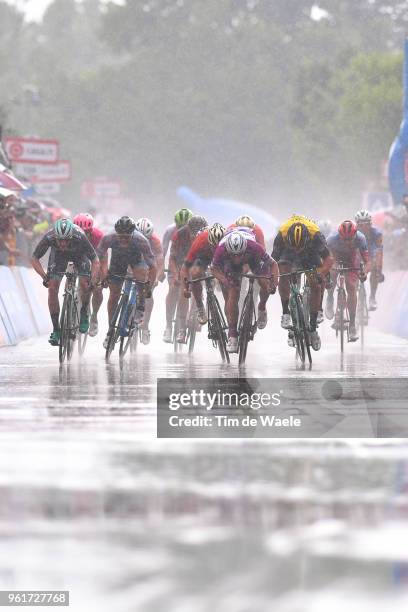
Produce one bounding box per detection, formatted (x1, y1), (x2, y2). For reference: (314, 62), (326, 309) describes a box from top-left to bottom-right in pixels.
(208, 223), (225, 246)
(317, 219), (332, 236)
(355, 209), (372, 224)
(135, 217), (154, 237)
(225, 231), (247, 255)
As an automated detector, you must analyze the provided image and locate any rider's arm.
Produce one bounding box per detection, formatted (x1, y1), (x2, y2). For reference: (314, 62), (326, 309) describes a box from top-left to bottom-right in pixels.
(210, 245), (230, 286)
(90, 257), (100, 286)
(96, 235), (110, 280)
(139, 236), (157, 285)
(271, 232), (284, 262)
(31, 234), (50, 280)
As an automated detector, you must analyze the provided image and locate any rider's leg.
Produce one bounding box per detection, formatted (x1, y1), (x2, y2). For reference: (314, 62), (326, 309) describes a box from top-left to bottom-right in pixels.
(369, 267), (378, 300)
(48, 279), (62, 331)
(91, 284), (103, 317)
(277, 261), (290, 314)
(78, 276), (92, 310)
(308, 276), (322, 331)
(176, 285), (189, 331)
(107, 282), (122, 324)
(165, 276), (179, 326)
(225, 286), (240, 337)
(190, 264), (205, 306)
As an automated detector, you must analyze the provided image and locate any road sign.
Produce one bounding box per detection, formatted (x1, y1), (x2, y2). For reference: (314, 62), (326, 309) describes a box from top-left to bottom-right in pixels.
(81, 180), (121, 199)
(35, 182), (61, 195)
(12, 161), (71, 183)
(5, 137), (59, 164)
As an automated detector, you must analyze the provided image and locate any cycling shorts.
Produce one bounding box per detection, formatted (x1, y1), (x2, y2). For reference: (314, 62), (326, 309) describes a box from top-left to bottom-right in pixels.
(47, 248), (91, 280)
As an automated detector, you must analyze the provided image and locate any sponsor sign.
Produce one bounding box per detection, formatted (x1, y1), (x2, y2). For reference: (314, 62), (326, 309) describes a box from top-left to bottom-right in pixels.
(12, 161), (71, 183)
(5, 137), (59, 164)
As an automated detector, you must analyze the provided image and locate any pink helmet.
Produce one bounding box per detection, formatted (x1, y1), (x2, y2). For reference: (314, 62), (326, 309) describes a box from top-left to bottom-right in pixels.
(73, 212), (94, 231)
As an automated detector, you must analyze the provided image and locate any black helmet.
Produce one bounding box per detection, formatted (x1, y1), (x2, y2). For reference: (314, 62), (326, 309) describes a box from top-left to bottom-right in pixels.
(187, 215), (208, 237)
(115, 216), (136, 235)
(287, 223), (310, 250)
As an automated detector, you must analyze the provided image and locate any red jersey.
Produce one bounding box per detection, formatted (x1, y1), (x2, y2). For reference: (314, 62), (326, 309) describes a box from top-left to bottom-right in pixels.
(148, 233), (163, 259)
(170, 225), (193, 266)
(87, 227), (104, 249)
(228, 223), (265, 248)
(185, 229), (213, 267)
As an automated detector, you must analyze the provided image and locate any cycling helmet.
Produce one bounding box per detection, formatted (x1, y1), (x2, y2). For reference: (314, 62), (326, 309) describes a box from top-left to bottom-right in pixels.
(355, 209), (372, 224)
(235, 215), (255, 228)
(225, 231), (247, 255)
(208, 223), (225, 246)
(287, 223), (310, 249)
(317, 219), (332, 236)
(135, 217), (154, 238)
(54, 218), (74, 240)
(73, 212), (94, 231)
(174, 208), (193, 227)
(338, 220), (357, 240)
(114, 216), (136, 235)
(187, 215), (208, 237)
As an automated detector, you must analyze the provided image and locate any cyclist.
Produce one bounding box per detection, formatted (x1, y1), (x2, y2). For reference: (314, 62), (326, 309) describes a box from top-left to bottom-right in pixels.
(162, 208), (193, 260)
(135, 217), (164, 344)
(211, 231), (278, 353)
(181, 223), (226, 324)
(317, 219), (333, 238)
(272, 215), (333, 351)
(96, 216), (157, 349)
(73, 213), (104, 337)
(316, 219), (333, 322)
(164, 214), (208, 343)
(227, 214), (266, 248)
(355, 209), (384, 311)
(31, 218), (100, 346)
(325, 220), (369, 342)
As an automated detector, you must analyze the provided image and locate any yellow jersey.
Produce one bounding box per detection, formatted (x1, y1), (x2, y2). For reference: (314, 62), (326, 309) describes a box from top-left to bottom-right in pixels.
(279, 215), (320, 241)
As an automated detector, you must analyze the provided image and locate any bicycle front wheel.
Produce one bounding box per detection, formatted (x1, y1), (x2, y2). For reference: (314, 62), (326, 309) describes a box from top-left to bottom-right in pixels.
(208, 294), (229, 363)
(238, 293), (253, 365)
(59, 294), (70, 364)
(105, 294), (127, 361)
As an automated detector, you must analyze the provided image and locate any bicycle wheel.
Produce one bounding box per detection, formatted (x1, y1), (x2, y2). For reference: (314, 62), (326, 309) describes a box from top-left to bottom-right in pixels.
(208, 294), (230, 363)
(296, 294), (312, 366)
(119, 303), (136, 359)
(238, 293), (253, 365)
(59, 294), (70, 364)
(290, 297), (306, 365)
(130, 326), (139, 354)
(67, 297), (79, 362)
(105, 294), (128, 361)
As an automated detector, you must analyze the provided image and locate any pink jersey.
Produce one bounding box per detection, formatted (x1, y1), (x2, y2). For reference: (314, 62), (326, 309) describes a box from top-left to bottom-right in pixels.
(87, 227), (104, 249)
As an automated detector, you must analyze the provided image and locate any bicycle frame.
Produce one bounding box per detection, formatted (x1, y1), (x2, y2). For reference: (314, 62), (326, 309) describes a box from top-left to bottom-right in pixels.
(59, 262), (80, 363)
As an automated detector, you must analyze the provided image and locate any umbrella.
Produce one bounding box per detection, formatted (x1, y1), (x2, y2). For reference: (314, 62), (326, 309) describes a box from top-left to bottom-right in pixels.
(0, 170), (27, 191)
(0, 187), (15, 199)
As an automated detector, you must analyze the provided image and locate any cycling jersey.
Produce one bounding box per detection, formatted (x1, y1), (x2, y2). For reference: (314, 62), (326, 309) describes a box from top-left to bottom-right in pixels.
(272, 215), (328, 262)
(357, 225), (383, 258)
(97, 231), (155, 282)
(33, 226), (97, 262)
(148, 233), (163, 259)
(184, 229), (213, 268)
(162, 223), (177, 258)
(86, 227), (104, 250)
(227, 223), (265, 247)
(212, 240), (272, 284)
(169, 225), (193, 266)
(326, 230), (369, 264)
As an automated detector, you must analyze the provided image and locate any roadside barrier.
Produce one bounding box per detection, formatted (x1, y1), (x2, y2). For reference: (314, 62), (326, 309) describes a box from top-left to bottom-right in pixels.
(0, 266), (49, 347)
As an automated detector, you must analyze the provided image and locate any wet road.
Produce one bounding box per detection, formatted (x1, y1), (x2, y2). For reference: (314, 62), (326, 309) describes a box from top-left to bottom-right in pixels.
(0, 286), (408, 611)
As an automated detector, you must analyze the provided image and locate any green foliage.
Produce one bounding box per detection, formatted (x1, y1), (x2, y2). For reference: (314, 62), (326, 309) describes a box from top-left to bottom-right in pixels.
(0, 0), (405, 209)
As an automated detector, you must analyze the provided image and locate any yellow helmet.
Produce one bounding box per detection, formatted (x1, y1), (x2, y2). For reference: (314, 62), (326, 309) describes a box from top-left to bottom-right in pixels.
(235, 215), (255, 228)
(287, 223), (310, 249)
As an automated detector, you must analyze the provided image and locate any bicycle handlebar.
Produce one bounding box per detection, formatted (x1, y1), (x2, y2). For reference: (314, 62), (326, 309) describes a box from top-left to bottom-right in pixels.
(187, 275), (215, 284)
(278, 268), (316, 278)
(240, 273), (274, 280)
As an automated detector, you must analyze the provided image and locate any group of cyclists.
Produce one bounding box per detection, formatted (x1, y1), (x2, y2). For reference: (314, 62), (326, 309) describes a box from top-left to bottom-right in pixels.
(30, 204), (384, 356)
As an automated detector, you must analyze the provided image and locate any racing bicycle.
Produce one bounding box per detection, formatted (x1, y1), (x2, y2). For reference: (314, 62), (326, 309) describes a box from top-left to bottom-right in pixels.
(238, 273), (274, 366)
(188, 275), (229, 363)
(59, 262), (81, 364)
